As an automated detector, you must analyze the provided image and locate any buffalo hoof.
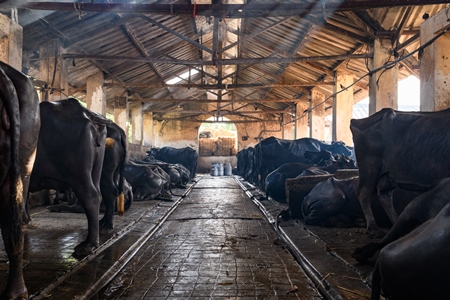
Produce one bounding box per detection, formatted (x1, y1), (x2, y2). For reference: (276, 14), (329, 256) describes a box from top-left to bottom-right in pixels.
(279, 209), (290, 221)
(351, 243), (380, 263)
(365, 228), (386, 238)
(0, 287), (28, 300)
(73, 241), (97, 258)
(46, 205), (61, 212)
(100, 224), (114, 234)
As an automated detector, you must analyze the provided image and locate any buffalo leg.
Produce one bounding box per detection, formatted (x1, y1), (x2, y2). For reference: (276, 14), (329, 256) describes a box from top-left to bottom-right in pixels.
(99, 192), (114, 232)
(72, 184), (101, 257)
(0, 179), (27, 300)
(378, 192), (397, 225)
(358, 185), (385, 237)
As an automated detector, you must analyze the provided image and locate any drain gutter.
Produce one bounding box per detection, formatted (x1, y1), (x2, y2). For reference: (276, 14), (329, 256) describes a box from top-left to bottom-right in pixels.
(234, 176), (343, 300)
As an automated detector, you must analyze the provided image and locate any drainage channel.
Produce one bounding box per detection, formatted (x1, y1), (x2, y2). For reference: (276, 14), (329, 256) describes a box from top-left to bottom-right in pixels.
(234, 176), (373, 300)
(30, 177), (202, 300)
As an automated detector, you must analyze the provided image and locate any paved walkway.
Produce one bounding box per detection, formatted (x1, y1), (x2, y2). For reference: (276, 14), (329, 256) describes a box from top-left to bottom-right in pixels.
(99, 176), (323, 299)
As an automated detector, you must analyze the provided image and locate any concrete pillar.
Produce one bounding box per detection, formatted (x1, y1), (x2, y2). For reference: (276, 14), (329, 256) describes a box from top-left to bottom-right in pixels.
(420, 8), (450, 111)
(295, 101), (309, 138)
(369, 39), (398, 115)
(282, 113), (294, 140)
(333, 70), (354, 145)
(131, 103), (143, 145)
(114, 96), (128, 141)
(86, 71), (106, 115)
(39, 39), (69, 101)
(143, 111), (154, 146)
(309, 89), (326, 140)
(0, 12), (22, 70)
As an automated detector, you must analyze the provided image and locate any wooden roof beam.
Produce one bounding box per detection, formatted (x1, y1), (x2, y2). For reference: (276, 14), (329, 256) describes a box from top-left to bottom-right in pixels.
(128, 98), (309, 103)
(63, 53), (372, 65)
(105, 81), (335, 89)
(14, 2), (450, 17)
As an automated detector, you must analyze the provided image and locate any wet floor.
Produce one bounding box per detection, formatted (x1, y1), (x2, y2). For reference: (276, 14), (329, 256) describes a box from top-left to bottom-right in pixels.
(0, 175), (377, 300)
(98, 176), (322, 299)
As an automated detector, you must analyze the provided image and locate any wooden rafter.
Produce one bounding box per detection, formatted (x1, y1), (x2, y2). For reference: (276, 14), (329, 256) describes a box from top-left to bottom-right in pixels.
(13, 1), (450, 17)
(63, 53), (371, 65)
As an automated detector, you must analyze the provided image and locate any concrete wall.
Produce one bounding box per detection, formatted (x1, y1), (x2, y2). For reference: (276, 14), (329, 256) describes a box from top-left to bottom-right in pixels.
(152, 115), (283, 153)
(153, 120), (200, 150)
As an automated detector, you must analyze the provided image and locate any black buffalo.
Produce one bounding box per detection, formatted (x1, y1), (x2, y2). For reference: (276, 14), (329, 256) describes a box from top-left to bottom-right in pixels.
(350, 108), (450, 237)
(139, 158), (190, 188)
(253, 136), (352, 185)
(352, 177), (450, 263)
(0, 62), (40, 300)
(29, 98), (109, 257)
(302, 177), (386, 227)
(265, 155), (357, 203)
(147, 146), (198, 178)
(303, 150), (335, 166)
(236, 147), (255, 183)
(99, 122), (127, 231)
(123, 163), (172, 201)
(38, 122), (128, 231)
(371, 201), (450, 300)
(302, 177), (417, 228)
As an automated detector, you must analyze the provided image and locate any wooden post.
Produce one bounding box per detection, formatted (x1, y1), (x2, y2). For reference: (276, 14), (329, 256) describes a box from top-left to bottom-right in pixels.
(86, 71), (106, 115)
(310, 89), (326, 140)
(0, 12), (22, 70)
(295, 101), (309, 138)
(114, 96), (128, 140)
(420, 8), (450, 111)
(368, 39), (398, 115)
(333, 70), (354, 145)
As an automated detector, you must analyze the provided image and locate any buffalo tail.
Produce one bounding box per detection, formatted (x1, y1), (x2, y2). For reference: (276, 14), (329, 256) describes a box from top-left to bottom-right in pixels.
(117, 193), (125, 216)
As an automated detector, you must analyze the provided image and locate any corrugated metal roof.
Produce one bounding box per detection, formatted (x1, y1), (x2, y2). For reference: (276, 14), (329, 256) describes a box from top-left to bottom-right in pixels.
(1, 0), (448, 122)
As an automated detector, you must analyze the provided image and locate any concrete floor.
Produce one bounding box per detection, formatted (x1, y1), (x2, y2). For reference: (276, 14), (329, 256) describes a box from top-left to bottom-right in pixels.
(0, 175), (325, 300)
(98, 176), (322, 299)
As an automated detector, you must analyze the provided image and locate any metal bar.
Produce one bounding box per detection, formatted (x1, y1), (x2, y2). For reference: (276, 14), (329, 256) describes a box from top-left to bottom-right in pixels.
(152, 118), (279, 123)
(63, 53), (371, 65)
(128, 98), (306, 103)
(150, 109), (291, 114)
(104, 81), (335, 89)
(395, 32), (420, 51)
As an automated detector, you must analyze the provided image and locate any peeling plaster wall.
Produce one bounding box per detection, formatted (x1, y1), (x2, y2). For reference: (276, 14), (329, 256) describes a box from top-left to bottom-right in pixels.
(235, 120), (283, 150)
(153, 120), (200, 150)
(153, 116), (283, 151)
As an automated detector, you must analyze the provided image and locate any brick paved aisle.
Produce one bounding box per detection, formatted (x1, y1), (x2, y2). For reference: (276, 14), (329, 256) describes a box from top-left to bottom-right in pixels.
(99, 176), (323, 299)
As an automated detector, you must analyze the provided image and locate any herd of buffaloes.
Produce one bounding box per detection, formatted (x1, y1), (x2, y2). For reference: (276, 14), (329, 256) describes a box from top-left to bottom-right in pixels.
(0, 62), (198, 300)
(236, 105), (450, 298)
(2, 60), (450, 299)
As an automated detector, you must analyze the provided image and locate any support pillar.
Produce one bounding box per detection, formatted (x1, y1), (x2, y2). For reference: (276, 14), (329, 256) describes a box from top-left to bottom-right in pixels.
(86, 71), (106, 115)
(131, 103), (143, 145)
(309, 89), (326, 141)
(295, 101), (309, 138)
(333, 70), (354, 145)
(39, 39), (69, 101)
(0, 12), (22, 70)
(420, 8), (450, 111)
(114, 96), (128, 141)
(143, 111), (154, 146)
(369, 39), (398, 115)
(282, 113), (294, 140)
